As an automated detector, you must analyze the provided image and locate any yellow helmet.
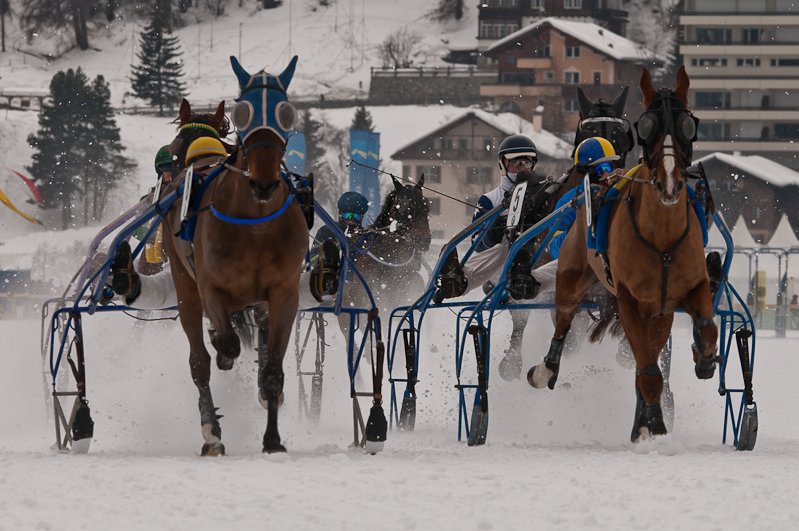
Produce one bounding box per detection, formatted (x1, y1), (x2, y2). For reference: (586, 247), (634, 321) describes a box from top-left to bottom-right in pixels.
(185, 137), (227, 164)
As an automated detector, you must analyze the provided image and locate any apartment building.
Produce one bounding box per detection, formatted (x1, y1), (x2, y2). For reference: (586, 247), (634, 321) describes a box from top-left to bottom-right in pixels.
(680, 0), (799, 169)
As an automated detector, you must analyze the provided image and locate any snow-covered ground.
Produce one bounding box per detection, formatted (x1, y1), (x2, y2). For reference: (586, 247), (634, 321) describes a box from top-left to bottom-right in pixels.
(1, 306), (797, 530)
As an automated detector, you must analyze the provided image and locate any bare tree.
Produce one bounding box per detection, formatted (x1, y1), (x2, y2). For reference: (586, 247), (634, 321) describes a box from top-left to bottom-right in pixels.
(376, 27), (422, 69)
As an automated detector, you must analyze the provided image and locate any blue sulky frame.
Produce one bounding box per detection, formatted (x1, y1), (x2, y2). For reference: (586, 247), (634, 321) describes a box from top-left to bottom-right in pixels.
(387, 188), (758, 450)
(43, 171), (386, 454)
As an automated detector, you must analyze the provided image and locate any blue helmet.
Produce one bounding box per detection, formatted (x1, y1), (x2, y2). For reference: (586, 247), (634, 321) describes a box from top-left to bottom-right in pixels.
(338, 191), (369, 214)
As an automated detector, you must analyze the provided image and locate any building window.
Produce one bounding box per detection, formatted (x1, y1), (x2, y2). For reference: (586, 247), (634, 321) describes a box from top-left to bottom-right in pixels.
(697, 122), (730, 141)
(417, 165), (441, 183)
(565, 46), (580, 59)
(737, 58), (760, 66)
(544, 70), (554, 81)
(507, 53), (516, 64)
(695, 92), (730, 109)
(564, 99), (579, 112)
(743, 28), (762, 44)
(771, 58), (799, 66)
(564, 0), (582, 8)
(775, 124), (799, 139)
(402, 165), (411, 179)
(564, 71), (580, 84)
(467, 166), (493, 184)
(428, 197), (441, 216)
(696, 28), (731, 44)
(479, 20), (519, 39)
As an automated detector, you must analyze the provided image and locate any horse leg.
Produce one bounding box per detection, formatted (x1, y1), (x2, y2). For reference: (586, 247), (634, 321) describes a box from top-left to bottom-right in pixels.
(176, 283), (225, 456)
(527, 265), (595, 389)
(203, 287), (241, 371)
(680, 280), (720, 379)
(498, 309), (528, 381)
(260, 287), (299, 453)
(616, 286), (671, 442)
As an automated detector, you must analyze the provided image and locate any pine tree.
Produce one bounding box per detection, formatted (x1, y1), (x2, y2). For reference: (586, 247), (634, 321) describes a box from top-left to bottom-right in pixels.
(27, 68), (135, 229)
(350, 105), (375, 132)
(130, 12), (187, 116)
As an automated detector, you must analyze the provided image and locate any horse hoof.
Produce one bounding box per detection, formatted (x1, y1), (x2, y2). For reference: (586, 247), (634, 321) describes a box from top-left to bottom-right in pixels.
(499, 352), (522, 381)
(216, 354), (235, 371)
(201, 442), (226, 456)
(527, 364), (552, 389)
(262, 441), (287, 454)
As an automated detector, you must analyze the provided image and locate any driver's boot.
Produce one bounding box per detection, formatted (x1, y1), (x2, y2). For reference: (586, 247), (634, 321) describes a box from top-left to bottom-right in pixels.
(111, 241), (141, 305)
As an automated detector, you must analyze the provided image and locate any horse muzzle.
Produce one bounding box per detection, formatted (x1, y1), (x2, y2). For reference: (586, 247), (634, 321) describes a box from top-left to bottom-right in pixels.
(654, 178), (684, 206)
(249, 178), (281, 203)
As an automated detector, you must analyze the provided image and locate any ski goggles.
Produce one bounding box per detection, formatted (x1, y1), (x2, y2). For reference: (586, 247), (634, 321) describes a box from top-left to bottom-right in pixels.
(506, 156), (535, 169)
(343, 212), (362, 222)
(593, 162), (614, 176)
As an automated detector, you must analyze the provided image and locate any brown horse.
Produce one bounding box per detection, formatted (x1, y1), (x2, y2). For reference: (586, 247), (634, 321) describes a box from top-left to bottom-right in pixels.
(162, 56), (307, 455)
(527, 66), (719, 442)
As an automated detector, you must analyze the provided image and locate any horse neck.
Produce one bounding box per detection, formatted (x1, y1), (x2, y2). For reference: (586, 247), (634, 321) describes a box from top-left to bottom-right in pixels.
(630, 167), (689, 250)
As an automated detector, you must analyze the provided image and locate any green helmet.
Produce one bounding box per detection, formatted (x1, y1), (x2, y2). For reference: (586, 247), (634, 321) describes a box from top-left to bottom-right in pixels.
(154, 146), (171, 173)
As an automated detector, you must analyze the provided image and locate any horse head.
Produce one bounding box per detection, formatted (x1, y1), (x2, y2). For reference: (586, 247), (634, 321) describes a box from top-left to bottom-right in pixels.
(573, 85), (634, 167)
(229, 55), (299, 203)
(170, 99), (230, 175)
(637, 66), (698, 206)
(375, 176), (431, 253)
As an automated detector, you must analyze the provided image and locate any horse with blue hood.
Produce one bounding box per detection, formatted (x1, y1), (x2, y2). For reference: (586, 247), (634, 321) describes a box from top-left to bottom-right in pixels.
(162, 56), (308, 456)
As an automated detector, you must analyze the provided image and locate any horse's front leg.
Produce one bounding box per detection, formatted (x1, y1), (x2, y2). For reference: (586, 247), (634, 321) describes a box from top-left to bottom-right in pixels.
(202, 286), (241, 371)
(616, 285), (672, 442)
(260, 286), (300, 453)
(176, 280), (224, 456)
(679, 279), (720, 379)
(527, 259), (595, 389)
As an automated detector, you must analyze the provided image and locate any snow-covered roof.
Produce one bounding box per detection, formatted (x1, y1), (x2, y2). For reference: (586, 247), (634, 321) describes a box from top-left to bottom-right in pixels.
(695, 152), (799, 188)
(391, 109), (572, 160)
(767, 214), (799, 248)
(486, 18), (653, 62)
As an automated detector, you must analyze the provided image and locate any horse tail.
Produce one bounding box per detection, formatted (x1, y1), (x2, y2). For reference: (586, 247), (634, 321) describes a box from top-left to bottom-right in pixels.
(586, 288), (625, 344)
(230, 309), (256, 351)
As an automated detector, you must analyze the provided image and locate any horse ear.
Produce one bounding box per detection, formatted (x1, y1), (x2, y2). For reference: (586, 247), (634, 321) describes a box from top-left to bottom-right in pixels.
(278, 55), (299, 90)
(640, 67), (656, 107)
(230, 55), (251, 90)
(210, 100), (225, 133)
(576, 87), (593, 119)
(416, 173), (425, 188)
(392, 176), (403, 191)
(611, 85), (629, 117)
(675, 65), (690, 105)
(179, 98), (192, 125)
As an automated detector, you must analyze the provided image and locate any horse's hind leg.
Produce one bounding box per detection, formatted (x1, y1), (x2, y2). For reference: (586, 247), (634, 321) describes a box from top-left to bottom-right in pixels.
(260, 287), (300, 453)
(498, 309), (528, 381)
(203, 287), (241, 371)
(527, 264), (595, 389)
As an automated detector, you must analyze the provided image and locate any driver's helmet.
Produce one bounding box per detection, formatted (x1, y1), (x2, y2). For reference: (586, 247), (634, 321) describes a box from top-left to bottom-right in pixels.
(497, 135), (538, 176)
(574, 137), (619, 167)
(154, 145), (172, 175)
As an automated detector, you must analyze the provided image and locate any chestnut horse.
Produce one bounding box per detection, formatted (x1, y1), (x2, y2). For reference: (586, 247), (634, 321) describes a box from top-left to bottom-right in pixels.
(527, 66), (720, 442)
(162, 56), (307, 455)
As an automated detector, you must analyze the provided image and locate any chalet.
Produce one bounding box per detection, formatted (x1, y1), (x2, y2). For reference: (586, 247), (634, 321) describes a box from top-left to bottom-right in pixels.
(391, 109), (571, 240)
(697, 152), (799, 243)
(479, 18), (656, 136)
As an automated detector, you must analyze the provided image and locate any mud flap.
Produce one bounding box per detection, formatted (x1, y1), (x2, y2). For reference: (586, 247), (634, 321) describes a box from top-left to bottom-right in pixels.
(735, 329), (758, 451)
(467, 325), (489, 447)
(398, 329), (417, 431)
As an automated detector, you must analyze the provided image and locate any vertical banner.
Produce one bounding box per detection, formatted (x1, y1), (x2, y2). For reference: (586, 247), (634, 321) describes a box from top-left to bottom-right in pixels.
(349, 129), (381, 225)
(285, 131), (307, 176)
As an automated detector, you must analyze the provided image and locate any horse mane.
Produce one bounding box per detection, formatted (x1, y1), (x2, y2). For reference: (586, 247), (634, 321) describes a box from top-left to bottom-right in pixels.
(370, 188), (397, 229)
(171, 111), (231, 139)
